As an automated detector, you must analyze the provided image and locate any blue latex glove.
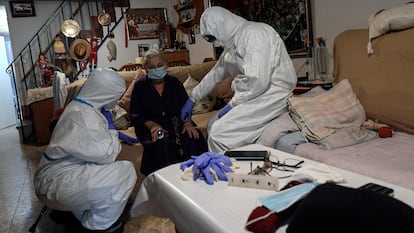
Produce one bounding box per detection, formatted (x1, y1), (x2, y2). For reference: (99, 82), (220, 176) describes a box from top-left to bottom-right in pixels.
(180, 156), (197, 170)
(101, 109), (116, 129)
(119, 132), (140, 146)
(218, 104), (232, 118)
(181, 152), (232, 185)
(180, 98), (195, 121)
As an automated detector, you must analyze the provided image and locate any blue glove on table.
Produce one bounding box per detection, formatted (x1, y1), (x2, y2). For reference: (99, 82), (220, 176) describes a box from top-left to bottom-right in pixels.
(180, 98), (195, 121)
(101, 109), (116, 129)
(119, 132), (140, 146)
(218, 104), (232, 118)
(180, 152), (233, 185)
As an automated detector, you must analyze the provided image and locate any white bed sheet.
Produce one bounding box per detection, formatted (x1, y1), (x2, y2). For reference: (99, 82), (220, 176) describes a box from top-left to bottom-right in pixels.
(294, 131), (414, 190)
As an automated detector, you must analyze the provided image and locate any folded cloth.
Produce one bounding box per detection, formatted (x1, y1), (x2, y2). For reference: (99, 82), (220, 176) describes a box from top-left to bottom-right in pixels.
(288, 79), (366, 141)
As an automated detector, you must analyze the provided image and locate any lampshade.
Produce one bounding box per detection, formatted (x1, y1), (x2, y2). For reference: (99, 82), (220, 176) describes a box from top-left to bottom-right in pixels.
(61, 19), (80, 38)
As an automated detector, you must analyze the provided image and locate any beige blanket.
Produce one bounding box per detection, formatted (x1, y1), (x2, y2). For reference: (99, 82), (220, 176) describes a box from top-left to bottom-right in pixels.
(288, 79), (366, 140)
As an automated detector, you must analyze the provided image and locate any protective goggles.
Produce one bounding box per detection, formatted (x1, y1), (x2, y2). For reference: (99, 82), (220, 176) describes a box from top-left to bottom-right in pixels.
(203, 35), (217, 43)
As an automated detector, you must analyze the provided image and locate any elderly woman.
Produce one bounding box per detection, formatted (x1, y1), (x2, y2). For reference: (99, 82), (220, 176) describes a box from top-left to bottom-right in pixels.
(129, 49), (208, 176)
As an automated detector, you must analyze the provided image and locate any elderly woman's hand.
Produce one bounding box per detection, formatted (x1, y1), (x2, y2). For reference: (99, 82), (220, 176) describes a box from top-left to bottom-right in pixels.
(182, 121), (199, 139)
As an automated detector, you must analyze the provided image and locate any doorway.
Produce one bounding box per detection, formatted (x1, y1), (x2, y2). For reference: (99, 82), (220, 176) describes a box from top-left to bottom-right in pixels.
(0, 5), (18, 130)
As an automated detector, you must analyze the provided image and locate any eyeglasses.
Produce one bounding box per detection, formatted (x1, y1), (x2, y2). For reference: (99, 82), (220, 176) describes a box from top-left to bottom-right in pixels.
(248, 155), (304, 178)
(203, 35), (217, 43)
(268, 156), (304, 172)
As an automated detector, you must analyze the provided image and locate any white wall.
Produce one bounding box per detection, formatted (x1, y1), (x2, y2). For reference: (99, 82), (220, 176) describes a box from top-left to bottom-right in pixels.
(0, 35), (16, 129)
(3, 0), (409, 74)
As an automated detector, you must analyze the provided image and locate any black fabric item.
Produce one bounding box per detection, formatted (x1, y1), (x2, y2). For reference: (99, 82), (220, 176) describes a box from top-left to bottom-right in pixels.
(287, 183), (414, 233)
(140, 129), (207, 176)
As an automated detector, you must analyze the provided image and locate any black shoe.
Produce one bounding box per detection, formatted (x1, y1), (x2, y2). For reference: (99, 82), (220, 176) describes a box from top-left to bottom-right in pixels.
(49, 210), (79, 225)
(50, 210), (124, 233)
(80, 220), (124, 233)
(49, 210), (85, 233)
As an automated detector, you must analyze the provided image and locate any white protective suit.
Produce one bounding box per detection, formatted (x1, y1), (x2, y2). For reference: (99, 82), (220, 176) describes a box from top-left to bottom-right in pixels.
(34, 69), (137, 230)
(192, 6), (297, 153)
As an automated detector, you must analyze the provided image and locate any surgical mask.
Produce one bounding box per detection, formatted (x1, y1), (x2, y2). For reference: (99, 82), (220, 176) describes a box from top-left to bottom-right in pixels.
(147, 66), (167, 80)
(258, 182), (318, 212)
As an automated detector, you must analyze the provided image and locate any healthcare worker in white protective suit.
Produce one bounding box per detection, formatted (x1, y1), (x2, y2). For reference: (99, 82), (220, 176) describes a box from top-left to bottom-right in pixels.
(181, 6), (297, 153)
(34, 68), (137, 233)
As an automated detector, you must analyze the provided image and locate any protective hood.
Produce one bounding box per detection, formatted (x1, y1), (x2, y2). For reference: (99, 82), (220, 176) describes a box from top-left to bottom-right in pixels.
(77, 68), (125, 110)
(200, 6), (246, 48)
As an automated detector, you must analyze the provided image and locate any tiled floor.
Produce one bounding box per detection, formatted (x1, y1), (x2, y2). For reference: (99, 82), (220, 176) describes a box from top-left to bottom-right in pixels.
(0, 125), (65, 233)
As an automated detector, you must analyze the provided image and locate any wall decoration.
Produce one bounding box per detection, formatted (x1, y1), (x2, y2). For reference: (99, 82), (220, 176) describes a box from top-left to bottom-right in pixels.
(125, 8), (167, 40)
(138, 44), (150, 57)
(210, 0), (313, 58)
(10, 1), (36, 17)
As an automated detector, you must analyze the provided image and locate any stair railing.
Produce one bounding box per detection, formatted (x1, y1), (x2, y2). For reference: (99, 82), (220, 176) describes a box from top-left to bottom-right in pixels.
(6, 0), (130, 143)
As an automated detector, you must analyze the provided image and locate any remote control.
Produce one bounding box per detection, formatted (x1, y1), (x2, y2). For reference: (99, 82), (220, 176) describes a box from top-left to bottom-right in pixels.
(358, 182), (394, 196)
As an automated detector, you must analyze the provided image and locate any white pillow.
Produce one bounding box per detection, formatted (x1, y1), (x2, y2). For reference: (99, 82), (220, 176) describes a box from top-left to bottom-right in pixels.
(183, 74), (216, 115)
(368, 2), (414, 54)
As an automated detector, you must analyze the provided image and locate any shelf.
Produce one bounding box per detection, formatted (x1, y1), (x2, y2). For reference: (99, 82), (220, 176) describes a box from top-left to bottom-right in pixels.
(174, 0), (204, 34)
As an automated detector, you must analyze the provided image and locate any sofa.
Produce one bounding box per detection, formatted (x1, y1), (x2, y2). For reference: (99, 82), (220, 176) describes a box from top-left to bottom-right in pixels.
(289, 27), (414, 190)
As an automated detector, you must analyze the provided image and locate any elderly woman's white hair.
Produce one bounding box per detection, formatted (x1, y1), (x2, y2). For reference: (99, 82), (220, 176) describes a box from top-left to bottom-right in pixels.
(143, 49), (167, 67)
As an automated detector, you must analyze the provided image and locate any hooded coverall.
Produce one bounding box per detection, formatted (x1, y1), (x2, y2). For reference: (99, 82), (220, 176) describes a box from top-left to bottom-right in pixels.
(34, 69), (137, 230)
(191, 6), (297, 153)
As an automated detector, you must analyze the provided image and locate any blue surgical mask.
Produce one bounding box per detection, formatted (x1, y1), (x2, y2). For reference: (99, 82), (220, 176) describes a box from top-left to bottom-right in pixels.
(147, 66), (167, 80)
(258, 182), (318, 212)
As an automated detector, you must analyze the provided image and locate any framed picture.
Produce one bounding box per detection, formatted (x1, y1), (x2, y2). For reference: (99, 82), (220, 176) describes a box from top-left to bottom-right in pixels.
(125, 8), (167, 40)
(138, 44), (150, 57)
(10, 1), (36, 17)
(210, 0), (313, 58)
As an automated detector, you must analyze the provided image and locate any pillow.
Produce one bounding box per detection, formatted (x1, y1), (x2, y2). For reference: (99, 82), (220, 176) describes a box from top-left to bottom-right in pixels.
(288, 79), (366, 140)
(183, 74), (217, 115)
(368, 2), (414, 54)
(118, 69), (146, 112)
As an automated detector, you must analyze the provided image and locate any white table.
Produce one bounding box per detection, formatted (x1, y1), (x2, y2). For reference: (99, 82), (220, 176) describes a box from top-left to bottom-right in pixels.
(130, 144), (414, 233)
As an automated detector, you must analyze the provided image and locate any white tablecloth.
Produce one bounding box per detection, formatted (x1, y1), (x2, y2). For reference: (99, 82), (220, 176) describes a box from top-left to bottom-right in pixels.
(130, 144), (414, 233)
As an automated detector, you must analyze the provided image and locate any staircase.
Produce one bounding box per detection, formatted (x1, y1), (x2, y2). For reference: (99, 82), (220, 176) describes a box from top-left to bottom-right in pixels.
(6, 0), (130, 144)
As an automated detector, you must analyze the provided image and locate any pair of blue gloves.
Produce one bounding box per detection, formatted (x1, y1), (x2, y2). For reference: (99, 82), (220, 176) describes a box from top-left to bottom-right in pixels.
(180, 152), (233, 185)
(101, 109), (140, 146)
(180, 98), (232, 121)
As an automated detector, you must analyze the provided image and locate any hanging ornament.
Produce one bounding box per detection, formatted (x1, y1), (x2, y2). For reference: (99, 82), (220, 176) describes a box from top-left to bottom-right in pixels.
(107, 32), (117, 62)
(98, 10), (111, 26)
(61, 19), (80, 38)
(53, 34), (66, 57)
